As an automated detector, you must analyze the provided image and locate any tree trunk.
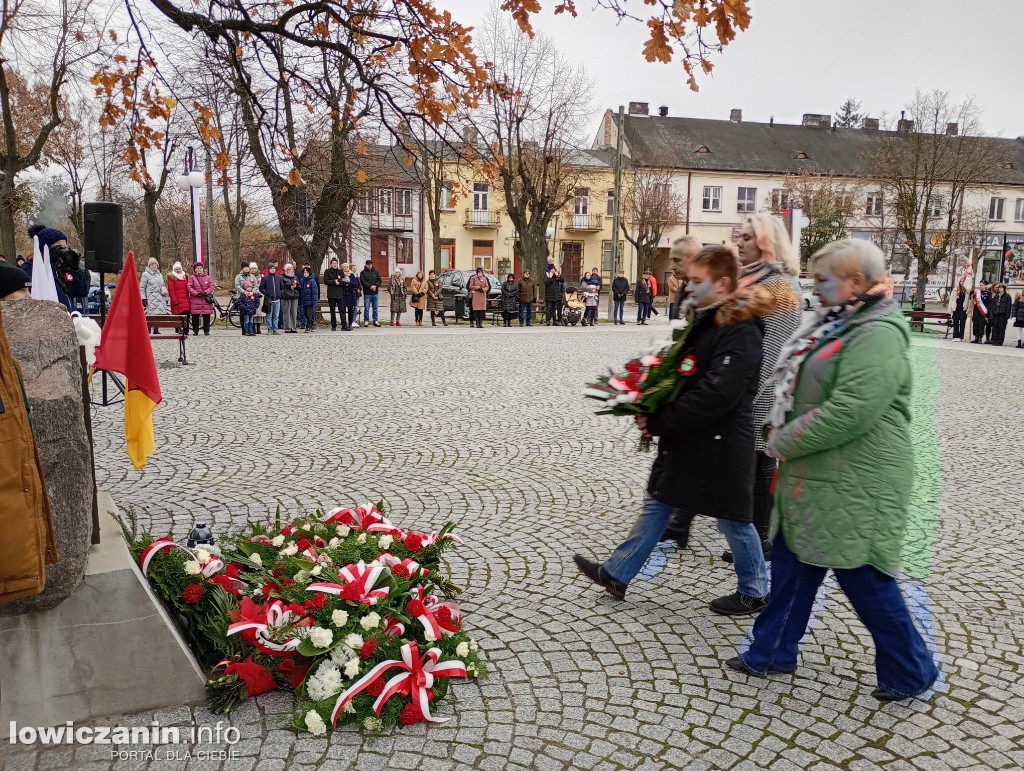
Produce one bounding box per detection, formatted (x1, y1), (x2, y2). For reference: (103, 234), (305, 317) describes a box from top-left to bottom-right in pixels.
(915, 272), (929, 306)
(143, 189), (162, 265)
(229, 222), (242, 270)
(430, 219), (443, 274)
(520, 228), (549, 284)
(0, 171), (18, 259)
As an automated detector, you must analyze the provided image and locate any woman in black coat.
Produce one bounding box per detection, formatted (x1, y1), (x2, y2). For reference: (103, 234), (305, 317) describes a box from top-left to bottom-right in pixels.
(988, 283), (1012, 346)
(544, 269), (564, 325)
(574, 245), (775, 615)
(500, 274), (519, 327)
(1013, 290), (1024, 348)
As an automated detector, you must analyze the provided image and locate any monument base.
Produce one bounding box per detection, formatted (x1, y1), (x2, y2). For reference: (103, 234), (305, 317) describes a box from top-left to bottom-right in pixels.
(0, 493), (206, 738)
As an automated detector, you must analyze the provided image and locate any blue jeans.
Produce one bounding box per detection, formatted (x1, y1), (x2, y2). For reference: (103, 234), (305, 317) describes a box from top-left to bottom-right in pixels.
(266, 299), (281, 331)
(669, 303), (677, 321)
(636, 302), (649, 322)
(613, 298), (625, 323)
(242, 314), (254, 334)
(518, 301), (533, 325)
(603, 496), (769, 597)
(740, 534), (938, 697)
(363, 293), (379, 323)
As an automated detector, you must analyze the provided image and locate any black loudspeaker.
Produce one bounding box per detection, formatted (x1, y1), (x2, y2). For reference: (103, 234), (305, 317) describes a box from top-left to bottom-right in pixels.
(84, 201), (124, 273)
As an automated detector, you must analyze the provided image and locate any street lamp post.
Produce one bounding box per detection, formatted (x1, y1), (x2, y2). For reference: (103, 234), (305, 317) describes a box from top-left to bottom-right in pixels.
(176, 147), (206, 270)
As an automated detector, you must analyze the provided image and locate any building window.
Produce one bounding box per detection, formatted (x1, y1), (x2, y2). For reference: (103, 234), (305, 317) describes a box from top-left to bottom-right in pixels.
(866, 193), (882, 216)
(606, 189), (615, 216)
(737, 187), (757, 213)
(990, 197), (1005, 221)
(378, 188), (392, 215)
(472, 182), (488, 211)
(702, 185), (722, 212)
(356, 188), (375, 215)
(927, 197), (943, 218)
(395, 189), (413, 216)
(472, 239), (493, 271)
(1015, 199), (1024, 222)
(574, 188), (590, 215)
(601, 240), (623, 274)
(440, 181), (454, 211)
(771, 188), (790, 211)
(396, 237), (413, 264)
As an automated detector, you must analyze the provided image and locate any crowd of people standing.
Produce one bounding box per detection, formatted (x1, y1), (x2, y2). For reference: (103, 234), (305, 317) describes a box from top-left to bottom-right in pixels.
(948, 280), (1024, 347)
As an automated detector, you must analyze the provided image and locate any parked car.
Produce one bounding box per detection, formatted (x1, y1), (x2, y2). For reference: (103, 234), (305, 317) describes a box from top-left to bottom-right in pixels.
(797, 277), (819, 312)
(439, 270), (502, 319)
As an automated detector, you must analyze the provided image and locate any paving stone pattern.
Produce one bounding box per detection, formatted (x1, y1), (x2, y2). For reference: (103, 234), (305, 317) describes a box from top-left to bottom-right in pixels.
(6, 325), (1024, 770)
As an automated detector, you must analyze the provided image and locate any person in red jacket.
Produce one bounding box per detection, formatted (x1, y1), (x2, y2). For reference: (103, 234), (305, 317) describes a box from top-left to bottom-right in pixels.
(167, 261), (190, 327)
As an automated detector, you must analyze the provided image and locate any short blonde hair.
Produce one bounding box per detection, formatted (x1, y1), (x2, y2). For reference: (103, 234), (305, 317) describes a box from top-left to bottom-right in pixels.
(809, 238), (886, 283)
(746, 213), (799, 276)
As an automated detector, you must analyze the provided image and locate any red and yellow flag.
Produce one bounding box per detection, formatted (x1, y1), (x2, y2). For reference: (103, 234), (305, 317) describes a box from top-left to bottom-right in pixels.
(93, 252), (162, 469)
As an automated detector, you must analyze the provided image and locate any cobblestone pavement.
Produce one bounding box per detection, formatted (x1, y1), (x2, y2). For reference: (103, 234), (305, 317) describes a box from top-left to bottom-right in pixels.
(6, 323), (1024, 771)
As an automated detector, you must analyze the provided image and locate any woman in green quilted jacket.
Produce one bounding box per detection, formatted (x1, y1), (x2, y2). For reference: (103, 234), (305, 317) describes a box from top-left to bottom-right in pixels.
(725, 238), (939, 703)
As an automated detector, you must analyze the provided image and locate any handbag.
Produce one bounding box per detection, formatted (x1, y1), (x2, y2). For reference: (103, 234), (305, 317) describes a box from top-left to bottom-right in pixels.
(205, 293), (215, 303)
(261, 296), (271, 314)
(411, 292), (424, 302)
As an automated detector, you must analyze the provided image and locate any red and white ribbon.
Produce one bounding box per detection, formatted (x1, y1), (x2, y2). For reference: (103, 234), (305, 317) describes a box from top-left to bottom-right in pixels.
(330, 641), (467, 726)
(384, 614), (405, 637)
(225, 600), (301, 655)
(420, 531), (464, 547)
(325, 503), (395, 533)
(307, 561), (390, 605)
(407, 586), (461, 639)
(139, 538), (224, 578)
(378, 552), (427, 579)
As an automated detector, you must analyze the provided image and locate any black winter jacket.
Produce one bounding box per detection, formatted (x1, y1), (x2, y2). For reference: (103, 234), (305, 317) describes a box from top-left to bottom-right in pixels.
(646, 291), (773, 521)
(544, 274), (565, 303)
(360, 268), (382, 295)
(611, 276), (630, 300)
(634, 278), (653, 304)
(1013, 297), (1024, 325)
(989, 292), (1012, 317)
(323, 267), (345, 299)
(259, 273), (284, 300)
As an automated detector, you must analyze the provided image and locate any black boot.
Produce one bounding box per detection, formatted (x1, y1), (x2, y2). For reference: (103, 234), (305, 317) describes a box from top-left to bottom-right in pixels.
(572, 556), (626, 599)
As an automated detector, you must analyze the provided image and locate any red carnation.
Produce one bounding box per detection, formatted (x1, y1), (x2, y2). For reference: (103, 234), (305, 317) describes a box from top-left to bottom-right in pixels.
(280, 524), (296, 535)
(296, 537), (312, 552)
(406, 599), (426, 617)
(435, 606), (453, 624)
(261, 582), (277, 597)
(360, 638), (379, 659)
(304, 593), (326, 610)
(183, 583), (204, 604)
(366, 678), (385, 697)
(391, 563), (410, 579)
(399, 702), (421, 725)
(272, 569), (283, 578)
(404, 533), (424, 552)
(341, 582), (363, 602)
(210, 573), (241, 597)
(281, 578), (295, 588)
(226, 563), (242, 578)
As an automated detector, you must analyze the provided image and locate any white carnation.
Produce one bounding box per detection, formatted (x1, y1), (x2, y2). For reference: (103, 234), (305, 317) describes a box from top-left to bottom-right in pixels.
(470, 638), (478, 652)
(456, 642), (469, 657)
(359, 612), (381, 630)
(328, 537), (340, 547)
(344, 658), (360, 679)
(194, 548), (211, 563)
(356, 533), (367, 544)
(331, 610), (349, 627)
(280, 543), (298, 557)
(304, 710), (326, 736)
(250, 553), (262, 566)
(424, 629), (437, 642)
(183, 560), (201, 575)
(309, 627), (333, 649)
(377, 534), (393, 550)
(271, 535), (285, 547)
(363, 717), (382, 731)
(251, 587), (263, 598)
(310, 565), (322, 576)
(343, 632), (363, 650)
(336, 525), (350, 537)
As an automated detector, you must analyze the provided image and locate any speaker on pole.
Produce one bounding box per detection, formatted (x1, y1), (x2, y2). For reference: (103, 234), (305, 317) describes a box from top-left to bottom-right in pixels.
(84, 202), (124, 274)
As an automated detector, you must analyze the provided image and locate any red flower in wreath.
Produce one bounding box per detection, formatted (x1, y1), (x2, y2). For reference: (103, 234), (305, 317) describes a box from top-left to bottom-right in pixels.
(304, 593), (327, 610)
(360, 638), (379, 659)
(406, 598), (426, 617)
(366, 678), (385, 697)
(183, 583), (204, 604)
(404, 533), (424, 552)
(210, 573), (241, 597)
(400, 702), (422, 725)
(226, 563), (243, 578)
(677, 354), (697, 376)
(296, 537), (312, 552)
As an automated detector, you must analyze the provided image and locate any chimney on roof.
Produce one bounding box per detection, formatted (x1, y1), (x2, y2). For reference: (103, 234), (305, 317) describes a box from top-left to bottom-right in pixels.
(801, 113), (831, 128)
(769, 116), (774, 127)
(862, 117), (879, 130)
(946, 122), (959, 136)
(897, 115), (914, 134)
(658, 105), (668, 117)
(628, 101), (649, 116)
(730, 109), (742, 123)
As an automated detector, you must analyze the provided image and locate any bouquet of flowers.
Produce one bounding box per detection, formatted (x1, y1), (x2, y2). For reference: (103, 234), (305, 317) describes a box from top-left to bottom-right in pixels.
(120, 502), (485, 734)
(584, 307), (696, 451)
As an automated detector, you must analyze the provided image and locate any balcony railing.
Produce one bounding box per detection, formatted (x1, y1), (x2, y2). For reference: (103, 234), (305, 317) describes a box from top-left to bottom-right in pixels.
(368, 211), (414, 232)
(464, 208), (501, 228)
(564, 213), (604, 231)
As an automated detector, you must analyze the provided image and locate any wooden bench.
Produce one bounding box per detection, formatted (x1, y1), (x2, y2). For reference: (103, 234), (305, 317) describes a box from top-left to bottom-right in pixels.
(902, 309), (952, 338)
(487, 300), (549, 325)
(89, 313), (190, 364)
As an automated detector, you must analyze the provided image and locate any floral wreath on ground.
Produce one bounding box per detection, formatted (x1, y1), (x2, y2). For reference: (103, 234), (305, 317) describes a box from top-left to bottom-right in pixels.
(120, 503), (485, 735)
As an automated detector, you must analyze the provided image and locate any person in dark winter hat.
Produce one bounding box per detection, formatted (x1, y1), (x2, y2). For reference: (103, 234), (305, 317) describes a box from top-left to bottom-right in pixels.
(0, 261), (31, 300)
(24, 224), (75, 310)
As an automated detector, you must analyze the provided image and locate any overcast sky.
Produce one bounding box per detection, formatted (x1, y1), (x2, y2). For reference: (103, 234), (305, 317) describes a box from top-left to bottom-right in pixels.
(438, 0), (1024, 140)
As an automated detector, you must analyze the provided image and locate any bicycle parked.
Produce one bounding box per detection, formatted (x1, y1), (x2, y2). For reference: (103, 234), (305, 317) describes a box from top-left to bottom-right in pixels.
(210, 295), (242, 328)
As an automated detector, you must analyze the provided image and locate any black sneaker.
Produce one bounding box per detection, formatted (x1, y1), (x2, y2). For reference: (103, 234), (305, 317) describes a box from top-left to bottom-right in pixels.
(724, 656), (796, 677)
(721, 550), (734, 564)
(572, 555), (626, 599)
(709, 591), (769, 616)
(871, 668), (938, 702)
